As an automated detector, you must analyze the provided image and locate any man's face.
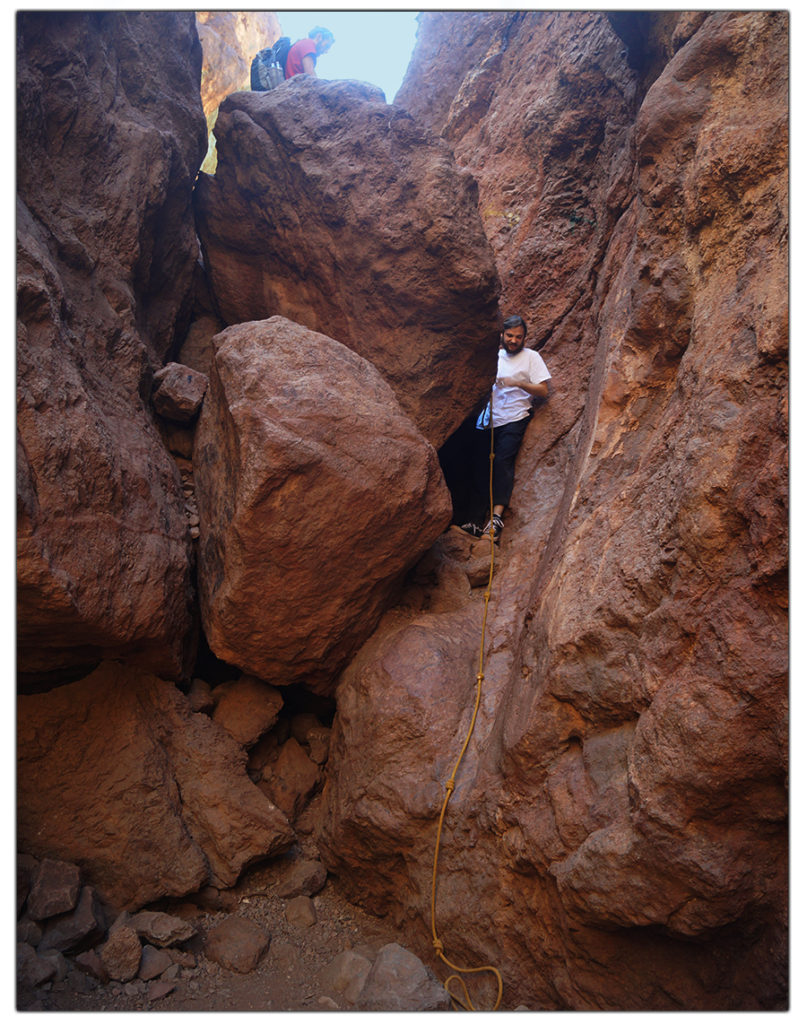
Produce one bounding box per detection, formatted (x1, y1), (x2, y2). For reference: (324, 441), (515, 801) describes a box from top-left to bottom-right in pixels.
(501, 325), (526, 355)
(314, 34), (333, 55)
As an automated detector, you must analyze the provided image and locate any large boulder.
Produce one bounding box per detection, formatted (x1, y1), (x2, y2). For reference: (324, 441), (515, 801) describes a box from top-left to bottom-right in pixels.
(16, 12), (208, 683)
(17, 662), (295, 911)
(318, 10), (787, 1012)
(193, 78), (501, 447)
(194, 317), (452, 694)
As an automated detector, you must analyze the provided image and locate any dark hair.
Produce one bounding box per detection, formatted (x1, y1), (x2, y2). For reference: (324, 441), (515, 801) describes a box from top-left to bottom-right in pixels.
(309, 27), (334, 43)
(502, 315), (527, 333)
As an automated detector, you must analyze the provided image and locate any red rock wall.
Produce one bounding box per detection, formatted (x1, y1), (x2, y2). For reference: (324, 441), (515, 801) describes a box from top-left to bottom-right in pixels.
(318, 9), (788, 1011)
(17, 11), (208, 683)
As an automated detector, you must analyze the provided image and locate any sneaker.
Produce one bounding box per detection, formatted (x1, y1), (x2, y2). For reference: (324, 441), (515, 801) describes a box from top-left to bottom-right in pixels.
(482, 514), (504, 543)
(455, 521), (484, 538)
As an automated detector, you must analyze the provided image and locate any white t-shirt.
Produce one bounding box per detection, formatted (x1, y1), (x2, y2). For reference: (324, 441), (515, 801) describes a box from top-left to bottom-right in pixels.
(478, 346), (551, 428)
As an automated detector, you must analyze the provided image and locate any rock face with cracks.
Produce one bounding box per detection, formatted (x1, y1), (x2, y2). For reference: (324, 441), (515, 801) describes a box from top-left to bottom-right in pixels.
(194, 77), (501, 447)
(194, 317), (452, 694)
(16, 11), (207, 684)
(318, 9), (788, 1012)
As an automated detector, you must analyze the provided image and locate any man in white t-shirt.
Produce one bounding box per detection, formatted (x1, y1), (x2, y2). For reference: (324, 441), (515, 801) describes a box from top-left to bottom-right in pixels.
(458, 315), (550, 543)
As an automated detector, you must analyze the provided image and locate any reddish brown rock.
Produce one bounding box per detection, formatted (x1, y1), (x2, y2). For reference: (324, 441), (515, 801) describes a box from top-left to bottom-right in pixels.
(211, 676), (284, 747)
(260, 739), (321, 822)
(17, 662), (295, 911)
(193, 79), (501, 447)
(193, 317), (452, 693)
(100, 924), (142, 982)
(16, 11), (207, 682)
(319, 9), (787, 1013)
(152, 363), (208, 423)
(204, 916), (270, 973)
(26, 858), (81, 921)
(38, 885), (106, 954)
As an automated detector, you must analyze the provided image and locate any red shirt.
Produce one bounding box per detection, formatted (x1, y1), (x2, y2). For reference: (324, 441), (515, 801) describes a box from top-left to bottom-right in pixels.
(285, 38), (317, 79)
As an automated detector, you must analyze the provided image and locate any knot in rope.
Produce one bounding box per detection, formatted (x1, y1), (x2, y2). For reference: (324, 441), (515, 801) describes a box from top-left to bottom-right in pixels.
(445, 778), (455, 794)
(433, 937), (445, 955)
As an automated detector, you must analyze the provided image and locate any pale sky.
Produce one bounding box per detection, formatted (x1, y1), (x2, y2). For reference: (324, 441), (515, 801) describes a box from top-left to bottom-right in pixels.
(275, 9), (419, 103)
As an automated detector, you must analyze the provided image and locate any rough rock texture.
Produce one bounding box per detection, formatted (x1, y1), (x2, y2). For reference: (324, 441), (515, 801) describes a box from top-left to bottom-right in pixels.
(211, 675), (284, 747)
(195, 11), (281, 173)
(193, 317), (452, 693)
(17, 662), (295, 911)
(16, 11), (207, 683)
(318, 10), (788, 1012)
(355, 942), (451, 1012)
(152, 363), (208, 423)
(194, 78), (501, 447)
(203, 916), (270, 973)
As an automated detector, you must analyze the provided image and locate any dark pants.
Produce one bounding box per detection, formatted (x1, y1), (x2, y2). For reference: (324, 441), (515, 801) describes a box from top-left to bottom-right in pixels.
(471, 414), (531, 520)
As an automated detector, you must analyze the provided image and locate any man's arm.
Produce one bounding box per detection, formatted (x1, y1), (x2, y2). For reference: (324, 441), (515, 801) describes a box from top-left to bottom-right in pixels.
(302, 53), (317, 75)
(496, 376), (549, 399)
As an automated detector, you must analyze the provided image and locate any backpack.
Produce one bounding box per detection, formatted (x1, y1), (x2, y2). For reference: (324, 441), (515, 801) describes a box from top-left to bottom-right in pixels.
(250, 36), (291, 91)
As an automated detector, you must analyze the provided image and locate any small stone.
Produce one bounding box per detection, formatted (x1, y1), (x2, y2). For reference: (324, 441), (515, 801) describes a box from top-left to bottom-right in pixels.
(38, 885), (106, 953)
(356, 942), (451, 1012)
(128, 909), (196, 948)
(100, 924), (142, 982)
(17, 918), (42, 946)
(26, 859), (81, 921)
(285, 895), (317, 929)
(211, 676), (284, 748)
(38, 949), (68, 982)
(317, 995), (339, 1010)
(68, 969), (97, 994)
(204, 916), (270, 973)
(74, 949), (109, 982)
(17, 854), (39, 917)
(152, 362), (208, 423)
(187, 678), (214, 713)
(138, 944), (174, 981)
(318, 949), (372, 1004)
(306, 725), (332, 765)
(168, 948), (197, 968)
(16, 942), (57, 988)
(278, 858), (327, 899)
(148, 979), (177, 1001)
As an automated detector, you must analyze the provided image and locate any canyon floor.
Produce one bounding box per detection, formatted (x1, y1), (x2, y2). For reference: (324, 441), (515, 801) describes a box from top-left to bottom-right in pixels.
(20, 852), (412, 1013)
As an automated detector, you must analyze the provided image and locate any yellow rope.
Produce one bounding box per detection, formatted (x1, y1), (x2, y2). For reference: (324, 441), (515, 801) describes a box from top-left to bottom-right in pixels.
(429, 394), (503, 1012)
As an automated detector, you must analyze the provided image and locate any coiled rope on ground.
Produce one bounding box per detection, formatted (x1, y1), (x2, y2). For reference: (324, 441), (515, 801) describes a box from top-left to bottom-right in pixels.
(429, 395), (504, 1011)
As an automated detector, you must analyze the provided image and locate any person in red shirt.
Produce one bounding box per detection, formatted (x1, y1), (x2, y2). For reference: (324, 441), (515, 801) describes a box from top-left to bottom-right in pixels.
(285, 27), (334, 79)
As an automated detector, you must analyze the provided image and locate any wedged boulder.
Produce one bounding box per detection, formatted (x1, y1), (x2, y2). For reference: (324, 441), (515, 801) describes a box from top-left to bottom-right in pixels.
(152, 363), (208, 423)
(194, 78), (501, 447)
(193, 317), (452, 693)
(16, 11), (207, 682)
(17, 662), (295, 911)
